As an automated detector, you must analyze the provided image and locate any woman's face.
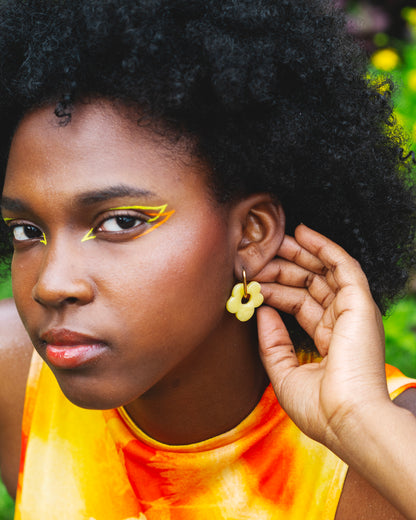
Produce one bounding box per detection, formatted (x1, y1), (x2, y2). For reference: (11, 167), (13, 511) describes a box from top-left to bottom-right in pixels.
(2, 102), (236, 408)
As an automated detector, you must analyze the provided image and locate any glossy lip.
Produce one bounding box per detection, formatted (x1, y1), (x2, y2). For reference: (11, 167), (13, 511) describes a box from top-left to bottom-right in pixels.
(40, 329), (108, 369)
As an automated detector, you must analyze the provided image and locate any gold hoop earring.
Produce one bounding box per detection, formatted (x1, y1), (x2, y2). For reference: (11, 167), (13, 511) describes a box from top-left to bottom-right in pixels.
(226, 268), (264, 322)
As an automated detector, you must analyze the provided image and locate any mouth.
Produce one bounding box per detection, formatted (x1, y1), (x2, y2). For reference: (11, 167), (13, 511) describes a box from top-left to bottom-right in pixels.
(40, 329), (109, 369)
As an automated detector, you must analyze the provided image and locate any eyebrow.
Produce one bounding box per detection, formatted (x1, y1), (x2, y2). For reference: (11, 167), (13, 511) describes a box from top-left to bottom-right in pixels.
(1, 184), (157, 212)
(75, 184), (156, 205)
(1, 196), (27, 212)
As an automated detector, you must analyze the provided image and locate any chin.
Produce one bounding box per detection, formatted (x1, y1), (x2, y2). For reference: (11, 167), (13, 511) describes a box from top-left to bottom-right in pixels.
(53, 371), (141, 410)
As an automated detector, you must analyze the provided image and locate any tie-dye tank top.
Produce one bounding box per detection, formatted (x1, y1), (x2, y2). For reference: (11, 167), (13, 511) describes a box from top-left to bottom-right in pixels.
(14, 352), (416, 520)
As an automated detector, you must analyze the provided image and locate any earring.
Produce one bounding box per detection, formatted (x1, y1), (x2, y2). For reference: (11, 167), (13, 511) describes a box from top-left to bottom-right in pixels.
(226, 269), (264, 322)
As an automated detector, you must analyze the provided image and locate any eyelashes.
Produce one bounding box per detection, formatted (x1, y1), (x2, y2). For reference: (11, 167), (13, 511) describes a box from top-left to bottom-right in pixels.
(3, 203), (175, 246)
(3, 218), (48, 245)
(108, 204), (168, 222)
(81, 204), (175, 242)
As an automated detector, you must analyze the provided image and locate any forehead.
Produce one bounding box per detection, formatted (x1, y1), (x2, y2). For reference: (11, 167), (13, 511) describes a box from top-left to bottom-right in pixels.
(4, 100), (208, 199)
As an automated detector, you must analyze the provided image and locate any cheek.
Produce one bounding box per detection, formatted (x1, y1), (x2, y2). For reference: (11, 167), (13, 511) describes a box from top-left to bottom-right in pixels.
(11, 254), (38, 324)
(97, 215), (233, 340)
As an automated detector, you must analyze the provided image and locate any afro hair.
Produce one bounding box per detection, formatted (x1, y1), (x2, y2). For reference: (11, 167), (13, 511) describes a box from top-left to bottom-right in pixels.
(0, 0), (414, 323)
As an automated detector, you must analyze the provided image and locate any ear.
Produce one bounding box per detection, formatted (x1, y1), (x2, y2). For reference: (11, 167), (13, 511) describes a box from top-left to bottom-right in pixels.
(230, 194), (285, 281)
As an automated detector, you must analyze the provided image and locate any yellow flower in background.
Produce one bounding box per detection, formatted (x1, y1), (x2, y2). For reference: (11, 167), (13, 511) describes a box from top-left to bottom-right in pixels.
(371, 48), (400, 71)
(402, 7), (416, 27)
(409, 9), (416, 26)
(408, 70), (416, 91)
(412, 122), (416, 143)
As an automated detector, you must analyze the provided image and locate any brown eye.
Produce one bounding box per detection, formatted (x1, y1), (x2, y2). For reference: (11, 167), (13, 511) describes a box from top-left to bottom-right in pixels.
(100, 215), (144, 232)
(115, 216), (138, 229)
(12, 224), (42, 241)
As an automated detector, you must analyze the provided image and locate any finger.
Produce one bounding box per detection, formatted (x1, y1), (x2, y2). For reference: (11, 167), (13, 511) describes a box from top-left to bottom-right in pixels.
(294, 225), (370, 290)
(257, 306), (299, 388)
(256, 258), (323, 288)
(277, 235), (327, 275)
(257, 255), (336, 308)
(313, 311), (334, 357)
(260, 283), (324, 338)
(257, 259), (335, 307)
(305, 273), (335, 309)
(324, 268), (338, 293)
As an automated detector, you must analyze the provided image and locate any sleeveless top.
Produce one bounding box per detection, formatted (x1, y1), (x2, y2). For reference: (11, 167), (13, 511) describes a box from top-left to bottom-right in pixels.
(14, 352), (416, 520)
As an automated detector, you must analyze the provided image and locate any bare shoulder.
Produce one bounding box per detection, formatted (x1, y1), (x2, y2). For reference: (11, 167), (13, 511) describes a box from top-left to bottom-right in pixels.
(336, 388), (416, 520)
(0, 298), (33, 497)
(0, 298), (33, 398)
(393, 386), (416, 415)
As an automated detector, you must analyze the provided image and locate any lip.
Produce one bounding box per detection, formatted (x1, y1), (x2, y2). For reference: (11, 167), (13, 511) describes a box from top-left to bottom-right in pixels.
(40, 329), (108, 369)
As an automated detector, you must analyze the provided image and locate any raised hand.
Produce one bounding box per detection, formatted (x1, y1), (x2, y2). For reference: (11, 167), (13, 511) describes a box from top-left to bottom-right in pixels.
(256, 224), (389, 449)
(257, 224), (416, 519)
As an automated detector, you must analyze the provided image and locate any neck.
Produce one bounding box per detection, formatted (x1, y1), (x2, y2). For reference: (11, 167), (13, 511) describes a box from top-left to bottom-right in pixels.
(124, 316), (269, 445)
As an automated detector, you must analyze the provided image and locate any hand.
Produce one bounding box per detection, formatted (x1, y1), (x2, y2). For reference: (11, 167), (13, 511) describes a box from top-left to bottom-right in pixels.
(256, 224), (390, 451)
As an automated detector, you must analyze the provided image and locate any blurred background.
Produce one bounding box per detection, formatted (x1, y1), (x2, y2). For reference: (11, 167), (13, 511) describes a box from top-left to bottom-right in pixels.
(0, 1), (416, 518)
(338, 0), (416, 379)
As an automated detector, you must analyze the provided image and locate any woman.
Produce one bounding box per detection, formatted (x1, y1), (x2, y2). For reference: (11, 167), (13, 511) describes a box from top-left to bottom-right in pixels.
(0, 0), (415, 518)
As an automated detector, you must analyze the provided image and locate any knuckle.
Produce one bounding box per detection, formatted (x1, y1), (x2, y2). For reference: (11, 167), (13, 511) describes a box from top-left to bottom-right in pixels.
(292, 244), (303, 263)
(303, 272), (315, 288)
(290, 294), (307, 316)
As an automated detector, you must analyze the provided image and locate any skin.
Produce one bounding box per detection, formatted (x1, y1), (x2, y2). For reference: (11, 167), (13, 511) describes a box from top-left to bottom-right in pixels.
(0, 100), (415, 518)
(257, 228), (416, 520)
(1, 101), (275, 446)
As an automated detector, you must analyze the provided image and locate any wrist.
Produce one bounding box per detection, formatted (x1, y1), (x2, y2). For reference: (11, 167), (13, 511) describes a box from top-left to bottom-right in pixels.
(324, 398), (416, 519)
(323, 396), (397, 462)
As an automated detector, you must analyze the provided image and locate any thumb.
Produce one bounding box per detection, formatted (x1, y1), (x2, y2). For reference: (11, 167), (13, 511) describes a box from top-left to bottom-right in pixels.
(257, 306), (299, 393)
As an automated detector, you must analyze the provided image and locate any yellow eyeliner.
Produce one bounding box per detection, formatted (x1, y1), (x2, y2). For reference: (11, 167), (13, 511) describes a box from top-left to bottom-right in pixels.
(3, 218), (47, 245)
(80, 204), (174, 242)
(81, 229), (97, 242)
(108, 204), (168, 222)
(132, 210), (175, 240)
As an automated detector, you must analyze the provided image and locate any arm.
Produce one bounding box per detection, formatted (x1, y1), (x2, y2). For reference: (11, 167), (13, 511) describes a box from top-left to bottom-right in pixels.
(256, 225), (416, 520)
(335, 388), (416, 520)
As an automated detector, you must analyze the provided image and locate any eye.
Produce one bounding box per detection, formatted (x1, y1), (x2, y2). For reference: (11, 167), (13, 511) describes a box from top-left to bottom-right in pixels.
(99, 215), (145, 232)
(11, 224), (43, 242)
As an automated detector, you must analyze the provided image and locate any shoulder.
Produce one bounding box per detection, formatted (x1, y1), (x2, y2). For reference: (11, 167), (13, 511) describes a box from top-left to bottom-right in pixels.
(392, 386), (416, 416)
(0, 298), (33, 395)
(335, 386), (416, 520)
(0, 298), (33, 497)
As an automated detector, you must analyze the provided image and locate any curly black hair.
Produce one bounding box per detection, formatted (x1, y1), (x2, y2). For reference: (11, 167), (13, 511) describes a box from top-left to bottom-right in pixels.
(0, 0), (415, 322)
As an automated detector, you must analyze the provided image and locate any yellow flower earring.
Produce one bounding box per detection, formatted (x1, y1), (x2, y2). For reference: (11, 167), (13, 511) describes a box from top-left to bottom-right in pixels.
(226, 269), (264, 322)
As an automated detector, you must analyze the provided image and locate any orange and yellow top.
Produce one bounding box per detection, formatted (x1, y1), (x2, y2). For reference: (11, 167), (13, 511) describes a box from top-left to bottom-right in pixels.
(14, 352), (416, 520)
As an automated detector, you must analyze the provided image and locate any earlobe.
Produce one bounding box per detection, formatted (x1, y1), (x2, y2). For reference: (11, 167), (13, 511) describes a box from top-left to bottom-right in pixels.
(232, 194), (285, 280)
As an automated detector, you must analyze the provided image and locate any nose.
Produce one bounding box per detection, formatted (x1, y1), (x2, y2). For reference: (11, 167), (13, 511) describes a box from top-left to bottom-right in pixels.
(32, 238), (95, 308)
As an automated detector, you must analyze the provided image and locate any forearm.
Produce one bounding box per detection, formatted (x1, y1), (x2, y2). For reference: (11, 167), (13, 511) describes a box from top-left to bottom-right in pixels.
(328, 401), (416, 520)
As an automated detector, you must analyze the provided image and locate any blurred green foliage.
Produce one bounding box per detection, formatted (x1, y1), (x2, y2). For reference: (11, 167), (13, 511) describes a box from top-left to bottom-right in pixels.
(0, 480), (13, 520)
(369, 8), (416, 139)
(0, 273), (13, 518)
(369, 6), (416, 378)
(0, 276), (12, 301)
(384, 295), (416, 378)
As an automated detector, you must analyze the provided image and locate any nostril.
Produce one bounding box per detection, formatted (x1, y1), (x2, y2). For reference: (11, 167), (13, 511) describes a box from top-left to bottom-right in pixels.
(32, 274), (94, 307)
